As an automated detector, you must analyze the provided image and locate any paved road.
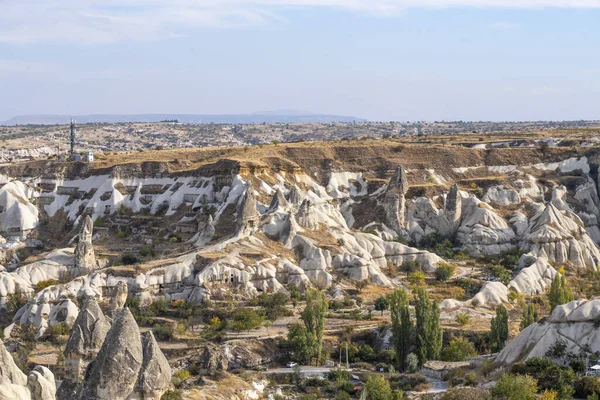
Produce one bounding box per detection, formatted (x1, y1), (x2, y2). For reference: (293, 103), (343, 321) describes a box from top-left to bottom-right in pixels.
(425, 376), (449, 393)
(265, 366), (340, 376)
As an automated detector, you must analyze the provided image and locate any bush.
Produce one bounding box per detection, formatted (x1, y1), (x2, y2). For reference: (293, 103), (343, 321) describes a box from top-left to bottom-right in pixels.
(161, 390), (183, 400)
(121, 253), (139, 265)
(405, 353), (419, 373)
(171, 369), (190, 388)
(574, 376), (600, 398)
(34, 279), (58, 291)
(435, 263), (456, 282)
(491, 373), (537, 400)
(441, 387), (491, 400)
(153, 324), (174, 341)
(327, 369), (350, 383)
(456, 312), (471, 327)
(442, 338), (477, 361)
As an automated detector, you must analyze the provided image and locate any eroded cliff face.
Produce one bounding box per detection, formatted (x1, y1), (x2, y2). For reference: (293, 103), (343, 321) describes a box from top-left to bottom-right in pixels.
(2, 145), (600, 341)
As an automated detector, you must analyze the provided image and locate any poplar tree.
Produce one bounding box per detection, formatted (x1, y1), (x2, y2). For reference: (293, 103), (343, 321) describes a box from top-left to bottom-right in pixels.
(415, 287), (443, 364)
(490, 304), (509, 352)
(520, 303), (537, 331)
(301, 288), (328, 365)
(549, 273), (574, 311)
(389, 288), (412, 370)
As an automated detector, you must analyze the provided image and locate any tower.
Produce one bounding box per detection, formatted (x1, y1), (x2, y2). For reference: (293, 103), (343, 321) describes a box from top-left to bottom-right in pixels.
(69, 119), (76, 159)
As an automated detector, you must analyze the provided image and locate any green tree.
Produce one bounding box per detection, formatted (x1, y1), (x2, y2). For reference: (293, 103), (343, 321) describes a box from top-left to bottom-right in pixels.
(415, 287), (443, 364)
(389, 288), (412, 370)
(400, 260), (421, 278)
(363, 375), (392, 400)
(491, 374), (537, 400)
(520, 303), (537, 331)
(230, 308), (264, 332)
(301, 288), (328, 366)
(287, 323), (314, 364)
(489, 304), (509, 352)
(375, 296), (389, 315)
(435, 262), (456, 282)
(549, 273), (574, 311)
(442, 337), (478, 361)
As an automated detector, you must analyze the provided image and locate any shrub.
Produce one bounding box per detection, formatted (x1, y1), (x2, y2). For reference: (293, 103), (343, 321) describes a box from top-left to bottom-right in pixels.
(435, 262), (456, 282)
(34, 279), (58, 291)
(574, 376), (600, 398)
(171, 369), (190, 388)
(491, 373), (537, 400)
(441, 387), (491, 400)
(405, 353), (419, 373)
(230, 308), (265, 332)
(327, 369), (350, 383)
(121, 253), (139, 265)
(160, 390), (183, 400)
(153, 324), (174, 341)
(442, 338), (477, 362)
(456, 312), (471, 327)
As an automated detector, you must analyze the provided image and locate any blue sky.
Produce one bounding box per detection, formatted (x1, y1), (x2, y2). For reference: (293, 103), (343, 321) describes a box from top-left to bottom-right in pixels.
(1, 1), (599, 122)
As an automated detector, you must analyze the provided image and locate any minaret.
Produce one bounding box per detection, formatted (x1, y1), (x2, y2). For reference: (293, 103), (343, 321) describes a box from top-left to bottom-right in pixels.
(70, 119), (76, 159)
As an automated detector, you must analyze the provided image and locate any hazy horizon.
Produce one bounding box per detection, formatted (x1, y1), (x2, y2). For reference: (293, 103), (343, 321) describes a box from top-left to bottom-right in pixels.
(1, 1), (599, 122)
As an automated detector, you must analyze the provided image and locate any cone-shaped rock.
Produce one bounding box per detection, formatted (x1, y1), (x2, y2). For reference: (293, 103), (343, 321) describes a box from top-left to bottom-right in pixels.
(287, 185), (302, 206)
(383, 166), (408, 234)
(136, 331), (172, 400)
(268, 188), (289, 212)
(236, 185), (261, 235)
(296, 199), (318, 230)
(64, 296), (111, 381)
(0, 338), (27, 386)
(439, 183), (462, 236)
(80, 308), (143, 400)
(74, 215), (96, 271)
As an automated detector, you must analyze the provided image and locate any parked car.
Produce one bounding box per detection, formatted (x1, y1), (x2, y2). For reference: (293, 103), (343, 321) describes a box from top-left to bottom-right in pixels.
(286, 362), (298, 368)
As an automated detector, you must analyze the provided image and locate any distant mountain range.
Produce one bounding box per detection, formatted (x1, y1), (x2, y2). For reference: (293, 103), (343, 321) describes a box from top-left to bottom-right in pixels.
(1, 112), (366, 125)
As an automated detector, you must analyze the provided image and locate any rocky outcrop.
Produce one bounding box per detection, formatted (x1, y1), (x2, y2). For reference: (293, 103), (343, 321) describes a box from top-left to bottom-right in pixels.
(79, 308), (143, 400)
(296, 199), (318, 230)
(268, 188), (289, 212)
(0, 339), (28, 386)
(236, 185), (260, 236)
(383, 166), (408, 234)
(136, 332), (172, 400)
(508, 256), (556, 295)
(196, 345), (229, 375)
(0, 339), (56, 400)
(109, 281), (128, 314)
(520, 202), (600, 268)
(287, 185), (302, 206)
(64, 297), (111, 381)
(27, 366), (56, 400)
(74, 215), (96, 271)
(496, 299), (600, 365)
(439, 183), (462, 237)
(457, 198), (516, 256)
(291, 235), (333, 289)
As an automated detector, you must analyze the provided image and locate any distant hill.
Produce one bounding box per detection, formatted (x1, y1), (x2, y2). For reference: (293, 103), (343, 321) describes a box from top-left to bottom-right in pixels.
(1, 112), (366, 125)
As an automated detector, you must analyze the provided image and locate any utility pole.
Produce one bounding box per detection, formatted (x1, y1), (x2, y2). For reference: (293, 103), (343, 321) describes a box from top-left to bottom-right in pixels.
(69, 119), (76, 160)
(345, 341), (349, 369)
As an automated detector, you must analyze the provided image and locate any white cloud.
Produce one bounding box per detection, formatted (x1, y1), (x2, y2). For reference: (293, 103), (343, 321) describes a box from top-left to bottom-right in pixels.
(1, 0), (600, 44)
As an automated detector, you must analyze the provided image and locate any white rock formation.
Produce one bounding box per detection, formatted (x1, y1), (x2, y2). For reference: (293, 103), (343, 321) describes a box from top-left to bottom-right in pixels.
(74, 215), (96, 271)
(383, 166), (408, 234)
(457, 198), (516, 256)
(496, 299), (600, 365)
(508, 256), (557, 295)
(483, 186), (521, 206)
(520, 202), (600, 268)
